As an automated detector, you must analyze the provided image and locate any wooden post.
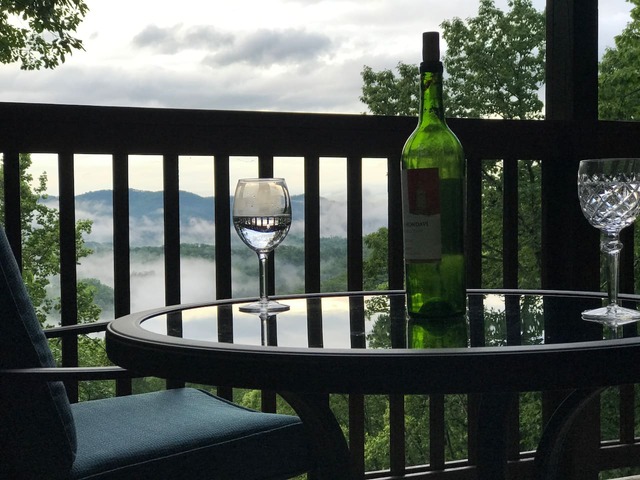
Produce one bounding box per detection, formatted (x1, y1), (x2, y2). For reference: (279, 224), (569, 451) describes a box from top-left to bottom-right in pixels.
(543, 0), (600, 335)
(542, 2), (601, 479)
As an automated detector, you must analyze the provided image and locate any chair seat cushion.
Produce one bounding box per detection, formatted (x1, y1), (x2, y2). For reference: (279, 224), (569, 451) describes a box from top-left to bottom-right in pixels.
(70, 388), (312, 480)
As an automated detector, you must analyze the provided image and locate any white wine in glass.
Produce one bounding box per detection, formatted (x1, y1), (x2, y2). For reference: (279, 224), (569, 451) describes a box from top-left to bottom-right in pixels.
(233, 178), (292, 314)
(578, 158), (640, 333)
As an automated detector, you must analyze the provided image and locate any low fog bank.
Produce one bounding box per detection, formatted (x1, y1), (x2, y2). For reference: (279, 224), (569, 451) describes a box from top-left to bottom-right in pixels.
(77, 250), (255, 318)
(76, 245), (327, 320)
(50, 188), (387, 334)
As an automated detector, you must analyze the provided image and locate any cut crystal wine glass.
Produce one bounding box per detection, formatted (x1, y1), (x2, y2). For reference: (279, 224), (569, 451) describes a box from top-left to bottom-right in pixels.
(577, 158), (640, 333)
(233, 178), (292, 314)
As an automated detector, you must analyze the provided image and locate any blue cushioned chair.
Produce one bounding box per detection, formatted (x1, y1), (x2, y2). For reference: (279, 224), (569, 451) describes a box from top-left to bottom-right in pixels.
(0, 226), (313, 479)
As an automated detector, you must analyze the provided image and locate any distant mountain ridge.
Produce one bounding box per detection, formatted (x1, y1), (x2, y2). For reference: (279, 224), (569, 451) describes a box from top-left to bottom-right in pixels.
(55, 189), (306, 225)
(43, 188), (386, 245)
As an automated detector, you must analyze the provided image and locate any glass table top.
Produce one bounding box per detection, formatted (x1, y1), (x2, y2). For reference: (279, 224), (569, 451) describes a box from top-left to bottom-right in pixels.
(136, 290), (640, 349)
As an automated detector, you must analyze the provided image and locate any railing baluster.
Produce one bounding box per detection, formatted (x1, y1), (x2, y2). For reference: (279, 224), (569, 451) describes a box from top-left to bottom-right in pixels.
(260, 154), (282, 414)
(502, 158), (523, 466)
(58, 151), (79, 402)
(346, 145), (365, 471)
(389, 394), (406, 476)
(163, 153), (181, 308)
(112, 152), (131, 318)
(388, 153), (407, 476)
(467, 157), (483, 291)
(389, 286), (406, 475)
(3, 149), (21, 264)
(112, 151), (132, 397)
(503, 158), (518, 290)
(430, 394), (446, 470)
(258, 155), (277, 298)
(387, 153), (403, 292)
(619, 384), (635, 443)
(468, 393), (480, 467)
(349, 394), (366, 477)
(163, 153), (184, 390)
(214, 154), (232, 300)
(347, 155), (363, 291)
(305, 155), (321, 294)
(349, 294), (366, 477)
(262, 313), (278, 414)
(502, 156), (520, 357)
(214, 154), (233, 401)
(58, 151), (77, 329)
(305, 155), (324, 350)
(468, 296), (486, 467)
(306, 298), (323, 349)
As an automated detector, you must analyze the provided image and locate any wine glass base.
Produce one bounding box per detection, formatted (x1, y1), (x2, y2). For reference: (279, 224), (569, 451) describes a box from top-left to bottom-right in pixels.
(582, 305), (640, 327)
(239, 300), (290, 314)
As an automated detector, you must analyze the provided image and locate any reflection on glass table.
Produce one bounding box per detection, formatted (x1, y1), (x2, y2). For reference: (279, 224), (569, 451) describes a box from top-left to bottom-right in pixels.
(139, 290), (638, 348)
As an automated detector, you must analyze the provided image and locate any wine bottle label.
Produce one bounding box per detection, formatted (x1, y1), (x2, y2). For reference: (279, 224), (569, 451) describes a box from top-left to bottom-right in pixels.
(402, 168), (442, 262)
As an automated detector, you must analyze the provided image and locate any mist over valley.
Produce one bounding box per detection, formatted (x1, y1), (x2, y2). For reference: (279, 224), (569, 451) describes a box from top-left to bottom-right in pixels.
(43, 189), (388, 329)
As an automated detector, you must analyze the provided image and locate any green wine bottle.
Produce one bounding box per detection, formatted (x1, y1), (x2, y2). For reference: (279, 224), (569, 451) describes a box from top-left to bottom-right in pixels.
(401, 32), (467, 346)
(407, 314), (467, 348)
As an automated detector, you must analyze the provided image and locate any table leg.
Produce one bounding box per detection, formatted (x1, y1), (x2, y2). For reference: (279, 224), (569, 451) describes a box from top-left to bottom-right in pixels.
(279, 391), (355, 480)
(534, 388), (602, 480)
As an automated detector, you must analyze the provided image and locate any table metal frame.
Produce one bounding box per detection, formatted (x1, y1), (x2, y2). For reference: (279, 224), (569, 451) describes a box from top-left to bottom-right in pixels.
(106, 290), (640, 480)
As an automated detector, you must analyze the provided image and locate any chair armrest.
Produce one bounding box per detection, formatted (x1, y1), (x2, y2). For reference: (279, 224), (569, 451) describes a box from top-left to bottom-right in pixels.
(43, 320), (112, 338)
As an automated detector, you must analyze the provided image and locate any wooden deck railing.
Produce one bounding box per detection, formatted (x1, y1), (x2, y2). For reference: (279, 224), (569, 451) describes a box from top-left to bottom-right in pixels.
(2, 102), (640, 479)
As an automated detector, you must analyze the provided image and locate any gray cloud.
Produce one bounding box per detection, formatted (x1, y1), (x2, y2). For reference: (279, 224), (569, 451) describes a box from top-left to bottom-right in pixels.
(206, 28), (333, 66)
(133, 24), (234, 54)
(0, 54), (365, 121)
(132, 24), (333, 68)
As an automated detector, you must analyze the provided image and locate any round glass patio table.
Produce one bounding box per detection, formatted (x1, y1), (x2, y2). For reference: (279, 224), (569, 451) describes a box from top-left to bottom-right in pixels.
(105, 289), (640, 480)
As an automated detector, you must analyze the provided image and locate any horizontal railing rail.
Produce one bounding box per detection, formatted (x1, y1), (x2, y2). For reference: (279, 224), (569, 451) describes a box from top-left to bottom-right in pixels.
(2, 102), (640, 479)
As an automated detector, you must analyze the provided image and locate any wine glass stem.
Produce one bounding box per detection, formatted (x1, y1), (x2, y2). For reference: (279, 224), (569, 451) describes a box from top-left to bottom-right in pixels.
(259, 312), (268, 346)
(601, 231), (622, 310)
(614, 325), (622, 339)
(258, 251), (270, 308)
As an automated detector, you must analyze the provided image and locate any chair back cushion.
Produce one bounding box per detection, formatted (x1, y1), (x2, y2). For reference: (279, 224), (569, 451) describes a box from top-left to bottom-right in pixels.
(0, 227), (77, 478)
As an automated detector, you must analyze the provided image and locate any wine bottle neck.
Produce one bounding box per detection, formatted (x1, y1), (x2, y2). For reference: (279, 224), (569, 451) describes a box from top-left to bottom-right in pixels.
(418, 63), (446, 125)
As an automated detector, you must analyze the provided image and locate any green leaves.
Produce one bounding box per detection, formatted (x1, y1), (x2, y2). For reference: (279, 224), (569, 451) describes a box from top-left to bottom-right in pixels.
(599, 0), (640, 120)
(360, 63), (419, 116)
(441, 0), (545, 120)
(0, 0), (88, 69)
(359, 0), (545, 120)
(0, 154), (98, 326)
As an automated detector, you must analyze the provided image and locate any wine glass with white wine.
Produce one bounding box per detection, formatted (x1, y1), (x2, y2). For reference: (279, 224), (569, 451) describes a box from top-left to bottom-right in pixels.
(233, 178), (292, 314)
(578, 158), (640, 335)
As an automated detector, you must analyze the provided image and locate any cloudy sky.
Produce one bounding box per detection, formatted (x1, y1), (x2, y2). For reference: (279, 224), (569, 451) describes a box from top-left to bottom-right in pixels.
(0, 0), (633, 114)
(9, 0), (636, 198)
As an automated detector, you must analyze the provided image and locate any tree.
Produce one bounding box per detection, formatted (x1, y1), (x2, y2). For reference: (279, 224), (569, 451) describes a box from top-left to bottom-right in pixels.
(442, 0), (545, 287)
(0, 0), (88, 69)
(360, 63), (419, 116)
(360, 0), (545, 119)
(441, 0), (545, 120)
(600, 1), (640, 295)
(599, 0), (640, 120)
(0, 154), (99, 325)
(363, 227), (390, 290)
